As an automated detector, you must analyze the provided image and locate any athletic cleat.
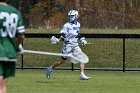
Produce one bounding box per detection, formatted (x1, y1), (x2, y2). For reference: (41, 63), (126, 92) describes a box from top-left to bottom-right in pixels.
(80, 74), (91, 80)
(46, 67), (52, 79)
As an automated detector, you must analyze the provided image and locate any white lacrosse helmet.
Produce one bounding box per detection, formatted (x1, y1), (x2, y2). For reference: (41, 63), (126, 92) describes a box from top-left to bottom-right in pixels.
(68, 10), (79, 23)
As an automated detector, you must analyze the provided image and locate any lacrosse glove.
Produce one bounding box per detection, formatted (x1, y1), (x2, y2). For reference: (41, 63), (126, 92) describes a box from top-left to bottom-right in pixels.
(17, 44), (24, 55)
(51, 36), (60, 44)
(80, 37), (87, 45)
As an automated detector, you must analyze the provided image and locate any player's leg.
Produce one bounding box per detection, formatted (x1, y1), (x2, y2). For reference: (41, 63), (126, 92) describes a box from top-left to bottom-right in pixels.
(0, 78), (7, 93)
(5, 62), (15, 93)
(46, 45), (70, 79)
(0, 77), (3, 93)
(80, 63), (91, 80)
(0, 62), (6, 93)
(0, 61), (15, 93)
(46, 57), (66, 79)
(73, 46), (91, 80)
(51, 58), (66, 69)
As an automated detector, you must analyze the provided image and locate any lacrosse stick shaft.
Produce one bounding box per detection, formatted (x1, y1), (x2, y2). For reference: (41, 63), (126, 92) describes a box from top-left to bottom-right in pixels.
(23, 50), (88, 64)
(23, 50), (70, 57)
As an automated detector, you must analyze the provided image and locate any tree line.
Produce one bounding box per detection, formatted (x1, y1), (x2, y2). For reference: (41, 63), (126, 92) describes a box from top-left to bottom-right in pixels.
(8, 0), (140, 29)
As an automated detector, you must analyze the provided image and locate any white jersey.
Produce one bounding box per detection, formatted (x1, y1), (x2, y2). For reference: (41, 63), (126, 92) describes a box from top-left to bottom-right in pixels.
(60, 22), (80, 46)
(60, 22), (82, 56)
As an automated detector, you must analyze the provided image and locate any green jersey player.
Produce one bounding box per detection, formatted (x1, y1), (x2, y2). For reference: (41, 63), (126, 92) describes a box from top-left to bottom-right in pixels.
(0, 0), (25, 93)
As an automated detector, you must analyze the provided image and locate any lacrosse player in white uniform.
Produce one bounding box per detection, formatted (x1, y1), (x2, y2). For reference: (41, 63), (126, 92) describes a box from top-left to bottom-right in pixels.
(46, 10), (91, 80)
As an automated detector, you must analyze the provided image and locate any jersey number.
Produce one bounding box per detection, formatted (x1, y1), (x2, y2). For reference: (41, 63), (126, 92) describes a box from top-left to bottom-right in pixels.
(0, 12), (18, 38)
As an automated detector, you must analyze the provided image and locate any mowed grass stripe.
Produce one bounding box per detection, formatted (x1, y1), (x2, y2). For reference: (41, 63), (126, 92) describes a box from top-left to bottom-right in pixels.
(8, 70), (140, 93)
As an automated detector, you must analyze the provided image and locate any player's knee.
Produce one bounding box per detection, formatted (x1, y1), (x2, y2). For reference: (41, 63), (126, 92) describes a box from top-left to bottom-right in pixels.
(61, 57), (67, 60)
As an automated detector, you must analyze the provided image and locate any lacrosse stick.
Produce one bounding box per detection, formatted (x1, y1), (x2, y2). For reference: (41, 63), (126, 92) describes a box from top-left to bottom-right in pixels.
(23, 50), (89, 64)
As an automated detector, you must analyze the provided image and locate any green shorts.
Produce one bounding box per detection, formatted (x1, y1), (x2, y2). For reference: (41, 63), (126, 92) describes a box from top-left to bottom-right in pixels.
(0, 61), (16, 78)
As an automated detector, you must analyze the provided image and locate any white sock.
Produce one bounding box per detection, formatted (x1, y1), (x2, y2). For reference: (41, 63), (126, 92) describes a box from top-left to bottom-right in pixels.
(80, 71), (85, 76)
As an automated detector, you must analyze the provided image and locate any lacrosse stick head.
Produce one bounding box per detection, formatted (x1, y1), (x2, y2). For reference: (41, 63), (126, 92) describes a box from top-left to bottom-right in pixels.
(68, 52), (89, 64)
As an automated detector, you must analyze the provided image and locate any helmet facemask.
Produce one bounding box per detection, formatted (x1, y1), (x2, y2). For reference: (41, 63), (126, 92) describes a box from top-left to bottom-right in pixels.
(68, 10), (79, 23)
(68, 15), (77, 23)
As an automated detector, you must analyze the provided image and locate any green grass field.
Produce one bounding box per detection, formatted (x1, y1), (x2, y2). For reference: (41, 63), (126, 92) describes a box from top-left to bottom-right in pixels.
(8, 70), (140, 93)
(10, 29), (140, 93)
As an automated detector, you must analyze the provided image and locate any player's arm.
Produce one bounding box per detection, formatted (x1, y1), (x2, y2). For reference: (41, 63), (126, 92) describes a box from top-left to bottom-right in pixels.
(16, 34), (25, 54)
(50, 33), (65, 44)
(59, 33), (65, 41)
(16, 11), (25, 53)
(51, 24), (67, 44)
(16, 34), (25, 46)
(59, 24), (67, 41)
(78, 33), (87, 45)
